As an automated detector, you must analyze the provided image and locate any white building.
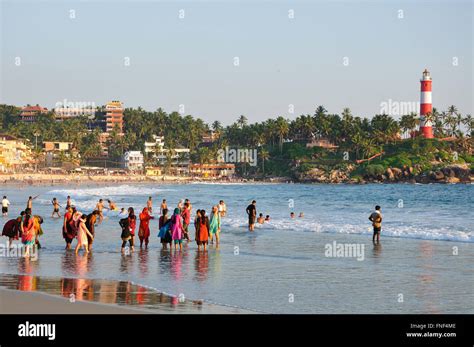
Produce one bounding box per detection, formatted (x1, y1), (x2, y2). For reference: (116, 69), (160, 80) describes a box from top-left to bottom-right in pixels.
(144, 135), (190, 164)
(123, 151), (144, 171)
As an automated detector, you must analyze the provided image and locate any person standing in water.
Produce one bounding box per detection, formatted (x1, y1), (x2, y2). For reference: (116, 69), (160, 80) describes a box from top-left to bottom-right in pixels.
(20, 208), (35, 258)
(209, 205), (221, 246)
(196, 209), (210, 251)
(147, 197), (153, 213)
(369, 205), (383, 244)
(95, 199), (105, 223)
(246, 200), (257, 231)
(26, 195), (38, 212)
(75, 214), (93, 254)
(2, 196), (10, 217)
(160, 199), (167, 215)
(51, 198), (61, 218)
(107, 199), (118, 211)
(181, 202), (191, 242)
(85, 210), (100, 250)
(170, 208), (184, 251)
(138, 207), (154, 248)
(62, 207), (75, 249)
(218, 200), (227, 217)
(65, 196), (72, 210)
(159, 208), (171, 249)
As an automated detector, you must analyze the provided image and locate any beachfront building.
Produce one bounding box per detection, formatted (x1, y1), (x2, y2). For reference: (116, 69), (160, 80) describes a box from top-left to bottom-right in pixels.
(43, 141), (73, 152)
(145, 167), (162, 177)
(0, 134), (33, 172)
(144, 134), (191, 166)
(19, 105), (49, 122)
(144, 135), (165, 154)
(105, 101), (124, 134)
(189, 163), (235, 178)
(123, 151), (144, 171)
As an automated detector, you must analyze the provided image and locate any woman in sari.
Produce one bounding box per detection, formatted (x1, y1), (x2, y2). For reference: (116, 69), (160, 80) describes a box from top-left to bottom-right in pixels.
(209, 205), (221, 246)
(138, 207), (154, 248)
(21, 208), (35, 258)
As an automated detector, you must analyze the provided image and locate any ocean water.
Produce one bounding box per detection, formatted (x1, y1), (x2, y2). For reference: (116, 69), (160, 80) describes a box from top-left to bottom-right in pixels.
(0, 183), (473, 313)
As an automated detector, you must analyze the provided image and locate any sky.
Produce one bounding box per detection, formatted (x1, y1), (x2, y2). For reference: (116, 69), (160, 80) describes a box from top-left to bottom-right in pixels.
(0, 0), (472, 125)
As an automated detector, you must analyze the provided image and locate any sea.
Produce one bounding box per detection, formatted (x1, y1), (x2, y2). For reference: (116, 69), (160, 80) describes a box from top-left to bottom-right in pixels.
(0, 182), (473, 313)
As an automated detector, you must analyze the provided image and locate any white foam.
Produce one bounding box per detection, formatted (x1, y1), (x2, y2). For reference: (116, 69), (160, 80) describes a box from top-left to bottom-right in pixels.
(48, 185), (172, 198)
(222, 218), (473, 243)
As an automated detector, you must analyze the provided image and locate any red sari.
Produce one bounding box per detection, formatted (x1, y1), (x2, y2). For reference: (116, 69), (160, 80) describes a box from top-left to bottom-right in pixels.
(138, 208), (152, 240)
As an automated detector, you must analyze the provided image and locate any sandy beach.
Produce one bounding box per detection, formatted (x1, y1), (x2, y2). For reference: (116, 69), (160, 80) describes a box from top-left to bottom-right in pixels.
(0, 288), (153, 314)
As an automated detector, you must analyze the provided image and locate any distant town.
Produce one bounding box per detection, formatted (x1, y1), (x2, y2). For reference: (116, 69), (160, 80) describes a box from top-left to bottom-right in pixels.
(0, 70), (473, 184)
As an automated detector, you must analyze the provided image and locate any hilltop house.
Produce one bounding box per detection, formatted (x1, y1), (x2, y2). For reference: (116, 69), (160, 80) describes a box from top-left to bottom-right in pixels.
(122, 151), (144, 171)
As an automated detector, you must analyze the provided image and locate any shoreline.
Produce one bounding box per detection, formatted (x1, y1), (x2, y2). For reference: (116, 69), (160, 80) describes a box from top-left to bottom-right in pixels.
(1, 173), (473, 186)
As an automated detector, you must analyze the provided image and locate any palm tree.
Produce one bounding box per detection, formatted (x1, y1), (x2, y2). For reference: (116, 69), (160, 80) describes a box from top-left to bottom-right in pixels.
(237, 115), (248, 129)
(275, 116), (289, 154)
(463, 114), (473, 137)
(259, 148), (270, 175)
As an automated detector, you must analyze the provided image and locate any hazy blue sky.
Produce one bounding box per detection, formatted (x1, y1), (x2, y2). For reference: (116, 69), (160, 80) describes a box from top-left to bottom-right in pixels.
(1, 0), (472, 124)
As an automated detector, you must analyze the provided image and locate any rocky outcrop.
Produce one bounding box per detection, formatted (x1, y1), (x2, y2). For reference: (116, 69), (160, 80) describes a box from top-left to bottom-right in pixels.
(296, 163), (473, 184)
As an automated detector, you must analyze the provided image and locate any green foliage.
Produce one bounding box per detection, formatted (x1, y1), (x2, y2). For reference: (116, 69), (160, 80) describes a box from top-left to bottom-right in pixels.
(364, 164), (385, 177)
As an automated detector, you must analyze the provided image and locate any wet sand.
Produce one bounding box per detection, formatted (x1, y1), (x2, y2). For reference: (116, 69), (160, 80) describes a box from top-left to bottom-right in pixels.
(0, 273), (255, 314)
(0, 288), (153, 314)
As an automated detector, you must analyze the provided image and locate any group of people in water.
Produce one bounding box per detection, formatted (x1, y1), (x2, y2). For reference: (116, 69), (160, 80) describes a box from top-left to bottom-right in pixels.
(0, 194), (229, 257)
(1, 192), (384, 258)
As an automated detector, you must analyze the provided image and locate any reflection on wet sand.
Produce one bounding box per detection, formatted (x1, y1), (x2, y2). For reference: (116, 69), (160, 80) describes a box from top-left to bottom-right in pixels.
(0, 273), (210, 313)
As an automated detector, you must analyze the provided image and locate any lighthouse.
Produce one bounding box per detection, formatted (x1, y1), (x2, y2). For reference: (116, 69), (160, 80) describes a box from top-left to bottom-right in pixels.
(419, 69), (434, 138)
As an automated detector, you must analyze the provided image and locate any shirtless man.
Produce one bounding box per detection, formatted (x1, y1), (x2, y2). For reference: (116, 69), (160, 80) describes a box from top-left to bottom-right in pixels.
(51, 198), (61, 218)
(147, 196), (153, 213)
(107, 199), (118, 211)
(160, 199), (167, 215)
(96, 199), (105, 223)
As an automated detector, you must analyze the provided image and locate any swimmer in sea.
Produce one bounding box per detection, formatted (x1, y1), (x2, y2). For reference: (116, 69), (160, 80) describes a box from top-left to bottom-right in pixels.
(51, 198), (61, 218)
(96, 199), (105, 223)
(257, 213), (265, 224)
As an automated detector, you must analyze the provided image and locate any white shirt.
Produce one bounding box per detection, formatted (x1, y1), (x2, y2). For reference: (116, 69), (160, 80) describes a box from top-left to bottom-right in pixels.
(2, 199), (10, 207)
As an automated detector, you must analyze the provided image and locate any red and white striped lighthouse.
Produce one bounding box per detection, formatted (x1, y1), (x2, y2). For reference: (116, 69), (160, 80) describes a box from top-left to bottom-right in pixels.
(419, 69), (434, 138)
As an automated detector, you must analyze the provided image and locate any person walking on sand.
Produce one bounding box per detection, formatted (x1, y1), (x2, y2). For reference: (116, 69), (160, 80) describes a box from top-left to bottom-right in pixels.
(75, 214), (93, 254)
(51, 198), (61, 218)
(20, 208), (35, 258)
(196, 209), (210, 251)
(369, 205), (383, 244)
(147, 196), (153, 213)
(181, 202), (191, 242)
(138, 207), (154, 248)
(170, 208), (184, 251)
(246, 200), (257, 231)
(209, 205), (221, 246)
(96, 199), (105, 223)
(2, 196), (10, 217)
